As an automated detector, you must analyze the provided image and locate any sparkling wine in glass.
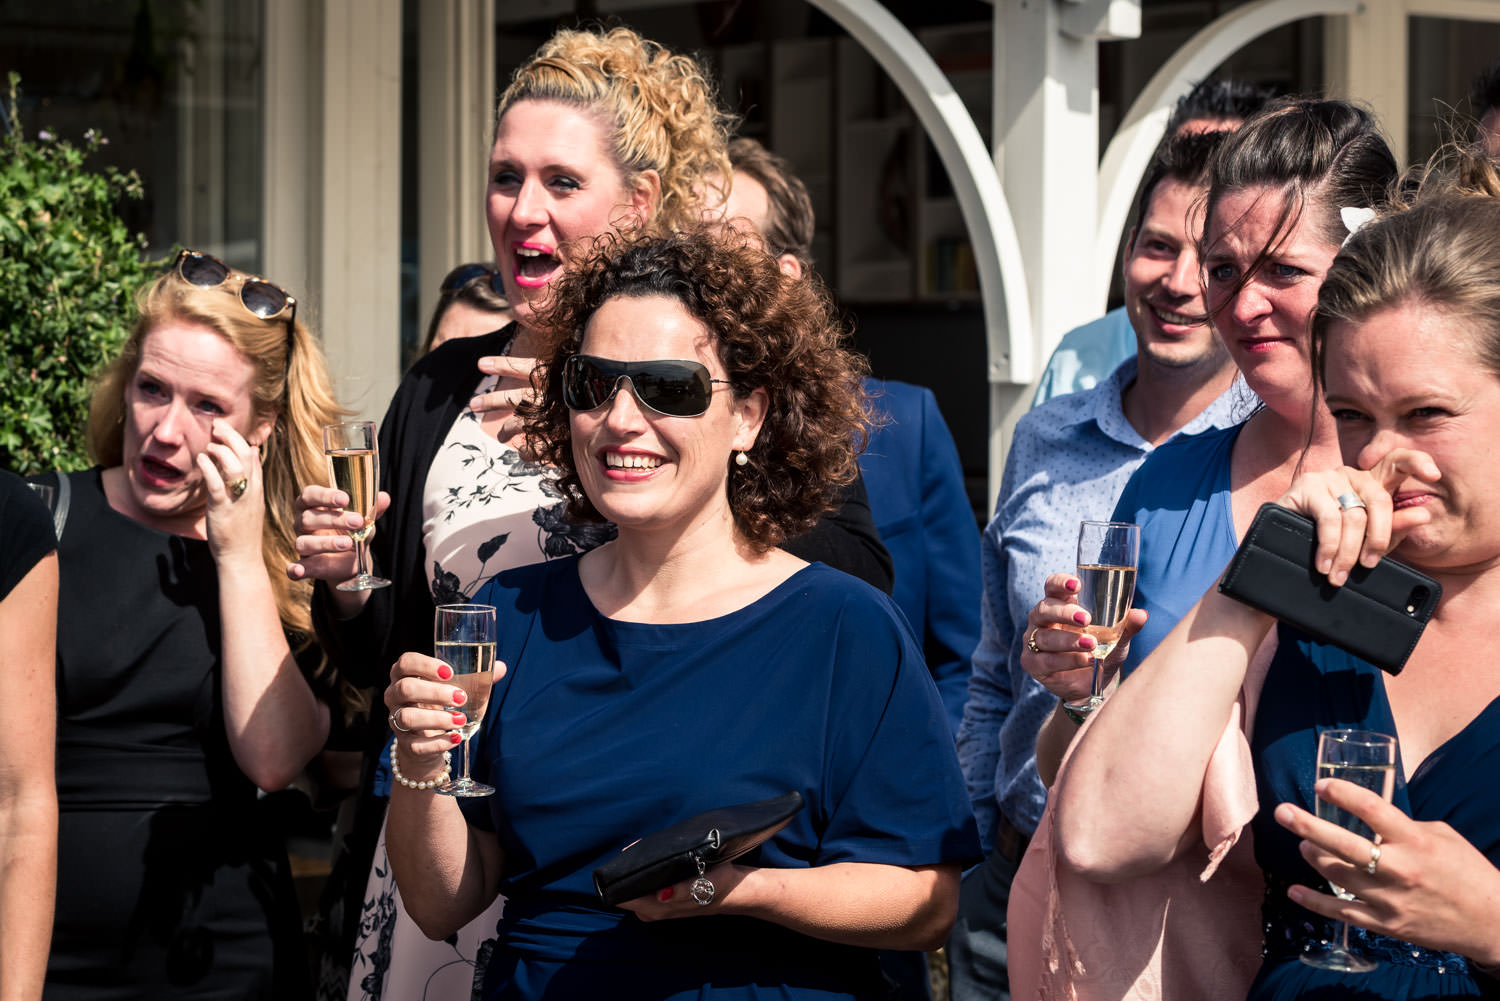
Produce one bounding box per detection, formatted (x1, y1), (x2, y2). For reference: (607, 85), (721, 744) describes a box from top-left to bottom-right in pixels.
(322, 420), (390, 591)
(1300, 728), (1398, 973)
(1064, 520), (1139, 716)
(433, 603), (497, 798)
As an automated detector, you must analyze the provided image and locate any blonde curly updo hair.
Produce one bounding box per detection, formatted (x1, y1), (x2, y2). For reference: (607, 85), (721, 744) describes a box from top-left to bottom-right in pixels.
(496, 26), (734, 234)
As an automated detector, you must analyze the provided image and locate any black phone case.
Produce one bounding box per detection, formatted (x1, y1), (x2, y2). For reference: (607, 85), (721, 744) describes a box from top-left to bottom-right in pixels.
(1216, 503), (1441, 675)
(592, 792), (804, 906)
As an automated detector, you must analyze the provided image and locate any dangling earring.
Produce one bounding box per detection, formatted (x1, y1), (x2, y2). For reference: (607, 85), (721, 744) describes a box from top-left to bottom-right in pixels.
(734, 451), (749, 467)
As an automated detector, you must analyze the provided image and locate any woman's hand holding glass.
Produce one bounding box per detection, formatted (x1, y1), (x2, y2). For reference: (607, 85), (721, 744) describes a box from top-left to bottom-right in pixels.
(285, 484), (392, 596)
(384, 651), (498, 785)
(1275, 750), (1500, 971)
(1021, 571), (1149, 706)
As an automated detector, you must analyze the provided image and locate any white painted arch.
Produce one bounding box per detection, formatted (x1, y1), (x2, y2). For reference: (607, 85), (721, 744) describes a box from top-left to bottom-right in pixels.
(807, 0), (1035, 387)
(1091, 0), (1361, 310)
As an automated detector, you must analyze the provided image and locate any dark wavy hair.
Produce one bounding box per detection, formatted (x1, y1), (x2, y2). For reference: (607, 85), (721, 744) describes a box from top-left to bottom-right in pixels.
(522, 229), (868, 550)
(1201, 98), (1397, 275)
(1165, 76), (1277, 133)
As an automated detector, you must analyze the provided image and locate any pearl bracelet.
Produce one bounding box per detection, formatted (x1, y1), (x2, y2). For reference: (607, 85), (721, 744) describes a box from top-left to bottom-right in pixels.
(390, 738), (451, 791)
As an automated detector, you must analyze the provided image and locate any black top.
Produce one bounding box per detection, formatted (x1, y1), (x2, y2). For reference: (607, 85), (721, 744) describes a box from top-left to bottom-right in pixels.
(0, 469), (54, 600)
(52, 469), (243, 806)
(44, 469), (307, 999)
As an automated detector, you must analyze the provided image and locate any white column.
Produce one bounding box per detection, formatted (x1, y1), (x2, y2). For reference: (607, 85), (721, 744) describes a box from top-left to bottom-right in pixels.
(990, 0), (1137, 506)
(417, 0), (497, 335)
(1324, 1), (1409, 164)
(263, 0), (315, 291)
(264, 0), (402, 419)
(317, 0), (403, 418)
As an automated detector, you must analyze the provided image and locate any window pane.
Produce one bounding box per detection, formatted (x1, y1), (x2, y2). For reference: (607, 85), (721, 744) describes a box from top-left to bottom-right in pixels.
(1, 0), (266, 271)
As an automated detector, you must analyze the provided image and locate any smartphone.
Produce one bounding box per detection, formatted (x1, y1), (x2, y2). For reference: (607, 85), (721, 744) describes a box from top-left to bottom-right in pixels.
(1216, 503), (1441, 675)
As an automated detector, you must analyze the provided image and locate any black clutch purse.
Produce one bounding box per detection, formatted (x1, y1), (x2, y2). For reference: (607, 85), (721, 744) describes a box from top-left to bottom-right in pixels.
(1217, 503), (1441, 675)
(592, 791), (804, 906)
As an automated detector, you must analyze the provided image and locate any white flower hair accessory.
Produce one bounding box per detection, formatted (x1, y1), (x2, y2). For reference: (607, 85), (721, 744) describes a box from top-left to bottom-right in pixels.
(1340, 206), (1377, 248)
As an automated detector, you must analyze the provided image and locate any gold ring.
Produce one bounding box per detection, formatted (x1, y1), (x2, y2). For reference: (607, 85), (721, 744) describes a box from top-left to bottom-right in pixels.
(1366, 842), (1381, 876)
(228, 477), (249, 499)
(1027, 628), (1043, 654)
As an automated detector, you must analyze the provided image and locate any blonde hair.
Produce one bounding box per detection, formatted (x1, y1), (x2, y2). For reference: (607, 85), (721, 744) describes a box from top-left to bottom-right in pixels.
(88, 267), (349, 643)
(1313, 146), (1500, 387)
(496, 25), (733, 233)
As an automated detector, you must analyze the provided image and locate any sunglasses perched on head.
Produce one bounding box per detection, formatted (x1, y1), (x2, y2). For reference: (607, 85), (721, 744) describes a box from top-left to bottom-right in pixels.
(561, 354), (733, 418)
(439, 263), (506, 296)
(174, 250), (297, 331)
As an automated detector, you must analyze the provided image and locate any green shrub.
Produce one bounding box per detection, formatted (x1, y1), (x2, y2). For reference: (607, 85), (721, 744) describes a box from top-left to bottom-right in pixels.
(0, 71), (163, 475)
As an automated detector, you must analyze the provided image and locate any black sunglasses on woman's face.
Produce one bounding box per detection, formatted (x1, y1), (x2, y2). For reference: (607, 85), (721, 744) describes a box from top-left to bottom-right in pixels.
(561, 354), (733, 418)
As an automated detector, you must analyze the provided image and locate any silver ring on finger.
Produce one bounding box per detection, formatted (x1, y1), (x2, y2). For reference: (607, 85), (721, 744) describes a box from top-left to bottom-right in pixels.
(1336, 491), (1365, 511)
(1366, 842), (1382, 876)
(388, 707), (412, 734)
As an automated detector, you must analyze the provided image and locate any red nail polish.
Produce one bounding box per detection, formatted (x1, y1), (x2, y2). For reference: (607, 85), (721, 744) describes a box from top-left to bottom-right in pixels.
(449, 732), (462, 745)
(1074, 611), (1088, 625)
(658, 887), (674, 901)
(1079, 636), (1096, 650)
(1066, 578), (1080, 592)
(451, 689), (466, 705)
(452, 713), (467, 726)
(437, 664), (453, 680)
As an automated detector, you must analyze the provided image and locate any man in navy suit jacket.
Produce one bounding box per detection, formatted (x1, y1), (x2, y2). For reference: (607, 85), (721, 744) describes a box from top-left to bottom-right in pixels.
(858, 377), (980, 731)
(717, 137), (982, 1000)
(717, 137), (980, 731)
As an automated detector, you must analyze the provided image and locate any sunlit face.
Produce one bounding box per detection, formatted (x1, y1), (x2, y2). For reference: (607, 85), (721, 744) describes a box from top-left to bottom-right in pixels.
(1202, 186), (1339, 406)
(1323, 300), (1500, 572)
(704, 169), (802, 279)
(485, 99), (655, 327)
(118, 321), (270, 531)
(569, 294), (766, 540)
(1122, 177), (1228, 374)
(1480, 108), (1500, 162)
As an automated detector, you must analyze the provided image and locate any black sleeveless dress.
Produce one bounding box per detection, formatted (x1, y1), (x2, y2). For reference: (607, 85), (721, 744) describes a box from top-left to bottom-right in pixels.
(43, 469), (308, 1000)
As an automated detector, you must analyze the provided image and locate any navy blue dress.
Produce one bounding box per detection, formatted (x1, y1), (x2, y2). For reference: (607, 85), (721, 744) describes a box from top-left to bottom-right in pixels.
(1248, 626), (1500, 999)
(460, 558), (980, 1001)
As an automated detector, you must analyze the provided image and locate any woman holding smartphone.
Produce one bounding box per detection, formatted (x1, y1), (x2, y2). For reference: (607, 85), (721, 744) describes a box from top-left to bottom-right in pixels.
(1054, 151), (1500, 998)
(1008, 98), (1399, 1000)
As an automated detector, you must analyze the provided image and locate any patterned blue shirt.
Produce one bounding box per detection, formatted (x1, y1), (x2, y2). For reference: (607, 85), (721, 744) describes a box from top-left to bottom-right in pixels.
(1031, 306), (1138, 407)
(957, 357), (1251, 848)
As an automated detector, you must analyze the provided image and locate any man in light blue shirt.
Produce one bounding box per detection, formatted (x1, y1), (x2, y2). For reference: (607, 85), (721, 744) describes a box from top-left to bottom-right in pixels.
(948, 130), (1255, 1001)
(1031, 77), (1276, 408)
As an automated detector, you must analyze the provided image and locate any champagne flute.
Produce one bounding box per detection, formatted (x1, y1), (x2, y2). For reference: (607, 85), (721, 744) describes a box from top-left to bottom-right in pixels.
(1063, 520), (1139, 716)
(322, 420), (390, 591)
(433, 603), (497, 798)
(1300, 728), (1398, 973)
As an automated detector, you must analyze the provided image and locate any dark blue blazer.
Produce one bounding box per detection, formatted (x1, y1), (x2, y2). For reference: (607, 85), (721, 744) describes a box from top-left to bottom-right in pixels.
(858, 378), (981, 734)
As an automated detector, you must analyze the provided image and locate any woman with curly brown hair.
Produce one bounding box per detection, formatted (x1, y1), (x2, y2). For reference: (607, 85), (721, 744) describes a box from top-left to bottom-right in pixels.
(292, 26), (890, 998)
(380, 230), (979, 1001)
